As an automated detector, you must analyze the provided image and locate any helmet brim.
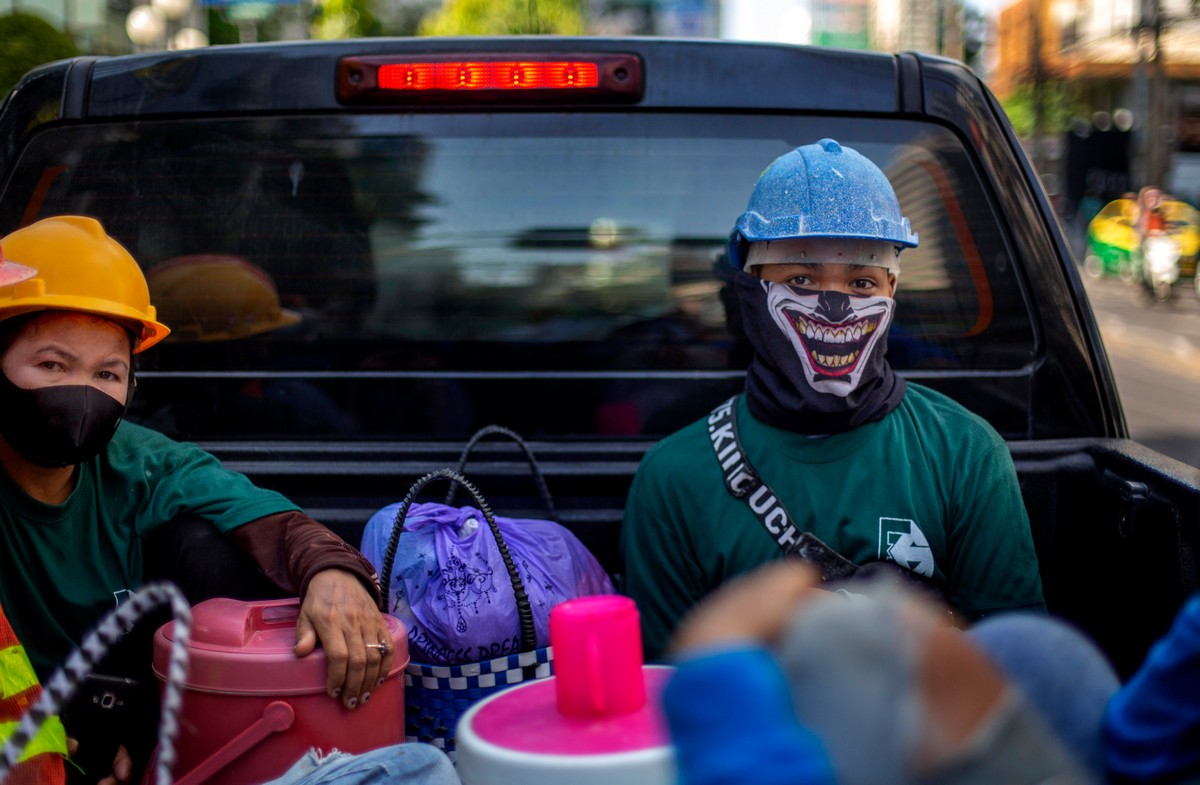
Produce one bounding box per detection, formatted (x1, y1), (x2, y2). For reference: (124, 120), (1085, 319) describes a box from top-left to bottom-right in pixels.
(0, 298), (170, 353)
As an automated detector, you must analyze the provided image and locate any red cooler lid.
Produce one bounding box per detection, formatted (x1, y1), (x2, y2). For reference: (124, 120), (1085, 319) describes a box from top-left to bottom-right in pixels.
(153, 598), (408, 695)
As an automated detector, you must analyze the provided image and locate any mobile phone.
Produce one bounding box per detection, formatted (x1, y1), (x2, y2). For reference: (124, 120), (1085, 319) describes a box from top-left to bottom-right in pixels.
(62, 674), (139, 784)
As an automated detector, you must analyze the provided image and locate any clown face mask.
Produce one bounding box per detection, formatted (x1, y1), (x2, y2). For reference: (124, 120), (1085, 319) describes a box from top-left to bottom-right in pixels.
(765, 282), (896, 398)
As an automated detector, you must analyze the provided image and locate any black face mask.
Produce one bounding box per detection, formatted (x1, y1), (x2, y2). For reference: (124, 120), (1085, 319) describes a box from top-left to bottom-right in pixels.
(735, 272), (906, 434)
(0, 372), (128, 468)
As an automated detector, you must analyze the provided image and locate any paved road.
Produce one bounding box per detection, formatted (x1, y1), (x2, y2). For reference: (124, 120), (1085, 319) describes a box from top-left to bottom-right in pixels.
(1081, 270), (1200, 468)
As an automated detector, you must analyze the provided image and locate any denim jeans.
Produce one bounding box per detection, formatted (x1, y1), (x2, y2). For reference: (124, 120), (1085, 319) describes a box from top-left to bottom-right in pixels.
(265, 745), (460, 785)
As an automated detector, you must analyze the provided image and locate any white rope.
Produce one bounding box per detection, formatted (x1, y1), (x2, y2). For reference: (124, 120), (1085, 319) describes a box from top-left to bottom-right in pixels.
(0, 581), (192, 785)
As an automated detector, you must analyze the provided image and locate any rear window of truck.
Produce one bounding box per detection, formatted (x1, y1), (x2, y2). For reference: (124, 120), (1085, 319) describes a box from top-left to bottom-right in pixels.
(0, 113), (1033, 441)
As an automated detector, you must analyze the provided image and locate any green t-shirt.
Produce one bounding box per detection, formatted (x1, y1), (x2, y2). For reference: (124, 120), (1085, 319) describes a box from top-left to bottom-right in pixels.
(622, 384), (1046, 660)
(0, 421), (299, 678)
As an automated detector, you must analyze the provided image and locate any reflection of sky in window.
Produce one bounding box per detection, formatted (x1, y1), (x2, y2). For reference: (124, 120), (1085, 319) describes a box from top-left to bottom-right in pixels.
(415, 137), (790, 245)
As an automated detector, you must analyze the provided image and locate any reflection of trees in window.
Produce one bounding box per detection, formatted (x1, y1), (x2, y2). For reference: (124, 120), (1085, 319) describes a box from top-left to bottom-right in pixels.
(39, 123), (434, 341)
(355, 137), (451, 341)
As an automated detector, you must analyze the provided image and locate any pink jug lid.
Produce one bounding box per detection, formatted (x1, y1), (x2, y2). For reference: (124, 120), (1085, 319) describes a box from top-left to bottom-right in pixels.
(458, 665), (672, 756)
(153, 598), (407, 695)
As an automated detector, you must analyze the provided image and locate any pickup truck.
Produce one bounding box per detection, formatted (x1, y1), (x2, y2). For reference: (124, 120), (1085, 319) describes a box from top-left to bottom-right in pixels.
(1, 36), (1196, 682)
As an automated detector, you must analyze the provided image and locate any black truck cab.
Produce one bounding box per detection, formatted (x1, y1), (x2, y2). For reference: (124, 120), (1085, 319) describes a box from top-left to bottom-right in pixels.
(0, 37), (1196, 679)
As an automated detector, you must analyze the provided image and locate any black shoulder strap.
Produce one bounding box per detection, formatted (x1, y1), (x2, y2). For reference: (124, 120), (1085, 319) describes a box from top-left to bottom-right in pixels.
(707, 396), (805, 555)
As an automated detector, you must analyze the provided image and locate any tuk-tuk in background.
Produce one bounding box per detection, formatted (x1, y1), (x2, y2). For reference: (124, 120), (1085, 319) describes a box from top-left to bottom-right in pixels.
(1084, 197), (1200, 289)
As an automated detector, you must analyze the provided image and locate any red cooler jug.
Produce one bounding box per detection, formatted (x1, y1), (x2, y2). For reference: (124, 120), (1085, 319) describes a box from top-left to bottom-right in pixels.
(153, 598), (407, 785)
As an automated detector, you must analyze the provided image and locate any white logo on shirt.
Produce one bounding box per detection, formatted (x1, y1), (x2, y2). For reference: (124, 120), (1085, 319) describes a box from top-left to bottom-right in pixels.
(879, 517), (935, 577)
(112, 588), (137, 633)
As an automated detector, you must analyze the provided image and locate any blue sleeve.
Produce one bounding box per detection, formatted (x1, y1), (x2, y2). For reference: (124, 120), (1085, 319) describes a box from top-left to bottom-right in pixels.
(663, 647), (835, 785)
(1105, 594), (1200, 780)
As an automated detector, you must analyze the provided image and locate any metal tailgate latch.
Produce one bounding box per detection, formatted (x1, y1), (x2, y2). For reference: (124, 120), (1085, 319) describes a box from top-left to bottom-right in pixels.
(1118, 480), (1150, 538)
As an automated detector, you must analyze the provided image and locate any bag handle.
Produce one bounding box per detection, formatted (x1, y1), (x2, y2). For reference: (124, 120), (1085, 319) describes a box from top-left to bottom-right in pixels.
(378, 468), (538, 653)
(444, 425), (557, 520)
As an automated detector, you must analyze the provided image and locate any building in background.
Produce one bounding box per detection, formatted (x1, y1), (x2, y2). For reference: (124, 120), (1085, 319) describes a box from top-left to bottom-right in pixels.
(3, 0), (973, 81)
(2, 0), (215, 52)
(720, 0), (966, 56)
(2, 0), (112, 51)
(991, 0), (1200, 206)
(812, 0), (871, 47)
(719, 0), (811, 42)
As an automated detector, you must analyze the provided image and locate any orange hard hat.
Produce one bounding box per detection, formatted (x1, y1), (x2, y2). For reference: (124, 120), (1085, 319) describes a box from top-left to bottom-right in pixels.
(147, 255), (301, 343)
(0, 216), (169, 352)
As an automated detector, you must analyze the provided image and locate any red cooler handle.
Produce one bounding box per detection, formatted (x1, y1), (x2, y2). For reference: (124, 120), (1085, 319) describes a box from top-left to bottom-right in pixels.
(248, 599), (301, 630)
(172, 701), (296, 785)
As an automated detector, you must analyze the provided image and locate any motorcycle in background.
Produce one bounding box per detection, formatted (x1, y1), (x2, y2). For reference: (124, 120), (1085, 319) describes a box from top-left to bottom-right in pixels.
(1085, 196), (1200, 298)
(1139, 233), (1181, 303)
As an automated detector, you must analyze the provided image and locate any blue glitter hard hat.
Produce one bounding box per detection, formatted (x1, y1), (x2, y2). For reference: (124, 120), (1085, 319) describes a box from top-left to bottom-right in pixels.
(728, 138), (919, 271)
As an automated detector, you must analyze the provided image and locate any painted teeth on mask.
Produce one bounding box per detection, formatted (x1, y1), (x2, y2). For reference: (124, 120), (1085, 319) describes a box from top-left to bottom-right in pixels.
(811, 350), (861, 368)
(802, 317), (876, 344)
(805, 324), (848, 343)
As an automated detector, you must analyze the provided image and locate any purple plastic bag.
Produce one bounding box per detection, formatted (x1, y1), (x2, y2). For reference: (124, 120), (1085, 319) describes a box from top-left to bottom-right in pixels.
(361, 501), (614, 665)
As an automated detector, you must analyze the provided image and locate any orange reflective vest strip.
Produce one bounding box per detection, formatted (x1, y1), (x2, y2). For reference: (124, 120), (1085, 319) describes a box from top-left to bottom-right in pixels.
(0, 606), (67, 771)
(0, 645), (41, 709)
(0, 645), (68, 762)
(0, 718), (68, 764)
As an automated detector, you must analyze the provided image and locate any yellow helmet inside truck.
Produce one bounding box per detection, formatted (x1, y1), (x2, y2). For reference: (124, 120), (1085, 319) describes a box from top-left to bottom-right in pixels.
(147, 255), (301, 343)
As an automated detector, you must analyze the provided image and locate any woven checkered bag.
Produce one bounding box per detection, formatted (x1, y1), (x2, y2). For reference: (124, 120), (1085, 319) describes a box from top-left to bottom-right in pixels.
(378, 462), (553, 761)
(401, 646), (553, 759)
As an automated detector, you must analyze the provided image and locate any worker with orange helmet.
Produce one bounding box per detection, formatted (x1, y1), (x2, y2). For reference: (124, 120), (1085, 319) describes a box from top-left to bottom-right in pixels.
(0, 217), (389, 784)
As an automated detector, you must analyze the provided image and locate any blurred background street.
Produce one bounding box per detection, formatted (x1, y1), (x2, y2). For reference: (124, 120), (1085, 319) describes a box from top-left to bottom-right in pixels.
(1084, 270), (1200, 467)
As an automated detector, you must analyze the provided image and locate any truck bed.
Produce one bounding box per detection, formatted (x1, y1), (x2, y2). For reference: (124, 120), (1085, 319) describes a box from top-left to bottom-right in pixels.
(202, 433), (1200, 678)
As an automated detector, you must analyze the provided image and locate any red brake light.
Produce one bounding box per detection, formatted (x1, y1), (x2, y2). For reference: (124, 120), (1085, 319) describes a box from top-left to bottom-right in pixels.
(378, 61), (599, 91)
(338, 53), (641, 105)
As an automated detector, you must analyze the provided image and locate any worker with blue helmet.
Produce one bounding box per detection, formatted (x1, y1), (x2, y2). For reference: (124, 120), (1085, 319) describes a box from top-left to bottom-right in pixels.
(728, 137), (918, 271)
(622, 139), (1046, 664)
(726, 138), (917, 411)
